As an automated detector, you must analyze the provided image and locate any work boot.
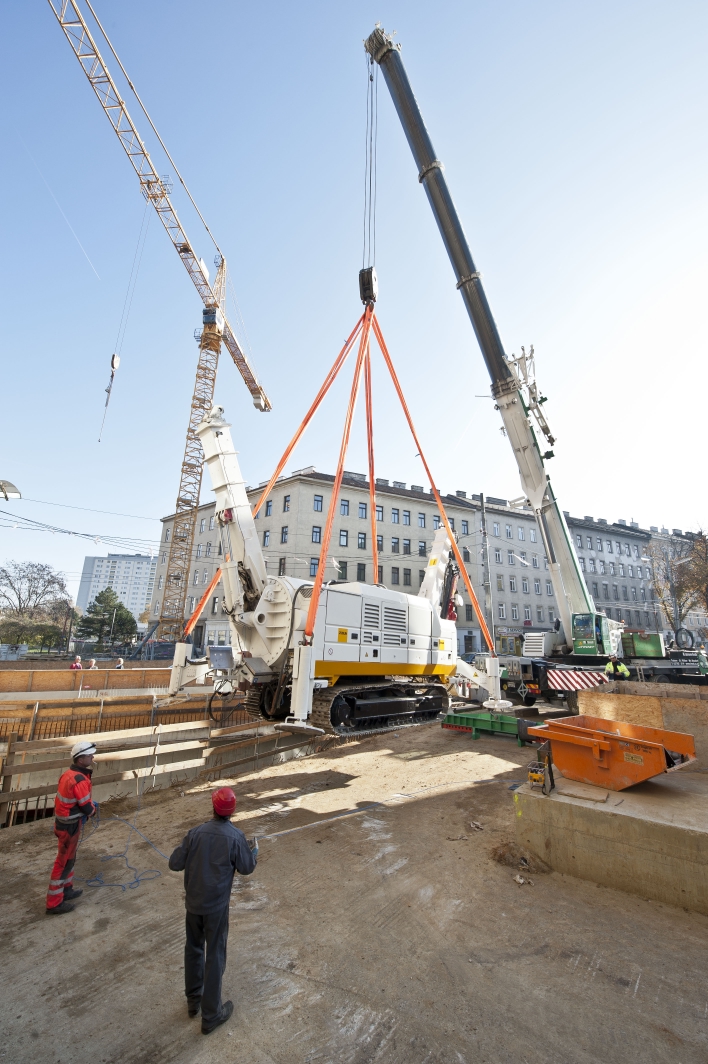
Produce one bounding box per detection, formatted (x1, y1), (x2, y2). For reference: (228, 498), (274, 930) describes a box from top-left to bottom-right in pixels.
(187, 1000), (201, 1018)
(46, 901), (75, 915)
(202, 1001), (233, 1035)
(63, 887), (83, 901)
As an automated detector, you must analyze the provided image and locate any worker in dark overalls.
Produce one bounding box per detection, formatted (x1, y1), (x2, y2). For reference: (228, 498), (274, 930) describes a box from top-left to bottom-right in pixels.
(169, 787), (257, 1034)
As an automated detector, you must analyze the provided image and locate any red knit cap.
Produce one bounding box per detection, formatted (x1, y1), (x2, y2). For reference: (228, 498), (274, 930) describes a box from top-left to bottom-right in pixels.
(212, 787), (236, 816)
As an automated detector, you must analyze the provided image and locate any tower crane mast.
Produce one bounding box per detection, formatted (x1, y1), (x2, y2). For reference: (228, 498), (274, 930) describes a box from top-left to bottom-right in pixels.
(49, 0), (272, 642)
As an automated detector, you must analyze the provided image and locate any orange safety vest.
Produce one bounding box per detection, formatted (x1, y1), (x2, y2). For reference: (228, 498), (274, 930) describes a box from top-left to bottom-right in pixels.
(55, 765), (94, 822)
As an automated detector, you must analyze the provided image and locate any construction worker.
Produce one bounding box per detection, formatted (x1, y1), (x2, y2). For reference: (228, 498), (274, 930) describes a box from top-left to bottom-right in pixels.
(698, 644), (708, 676)
(605, 654), (630, 680)
(169, 787), (257, 1035)
(46, 740), (97, 915)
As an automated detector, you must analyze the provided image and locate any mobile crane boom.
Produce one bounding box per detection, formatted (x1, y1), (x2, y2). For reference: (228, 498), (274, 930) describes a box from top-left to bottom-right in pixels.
(364, 26), (596, 649)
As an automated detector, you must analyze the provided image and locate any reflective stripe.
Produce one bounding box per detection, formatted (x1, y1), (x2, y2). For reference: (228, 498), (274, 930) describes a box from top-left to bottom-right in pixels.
(55, 813), (82, 822)
(77, 795), (92, 805)
(55, 794), (77, 805)
(47, 886), (66, 895)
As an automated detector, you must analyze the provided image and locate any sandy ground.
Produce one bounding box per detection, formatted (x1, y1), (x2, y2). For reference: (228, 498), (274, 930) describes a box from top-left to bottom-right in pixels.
(1, 720), (707, 1064)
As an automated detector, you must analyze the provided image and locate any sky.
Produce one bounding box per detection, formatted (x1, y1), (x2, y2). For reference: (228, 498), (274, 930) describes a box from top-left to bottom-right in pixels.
(1, 0), (707, 602)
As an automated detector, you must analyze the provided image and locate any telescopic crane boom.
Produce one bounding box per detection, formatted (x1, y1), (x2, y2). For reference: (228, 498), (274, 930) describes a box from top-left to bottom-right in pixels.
(364, 26), (597, 651)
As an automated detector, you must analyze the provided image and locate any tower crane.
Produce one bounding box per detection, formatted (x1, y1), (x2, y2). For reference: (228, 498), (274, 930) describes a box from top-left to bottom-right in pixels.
(48, 0), (271, 641)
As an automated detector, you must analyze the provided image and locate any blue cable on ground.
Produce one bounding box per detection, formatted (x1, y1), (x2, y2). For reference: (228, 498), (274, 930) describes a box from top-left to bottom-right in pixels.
(75, 793), (169, 893)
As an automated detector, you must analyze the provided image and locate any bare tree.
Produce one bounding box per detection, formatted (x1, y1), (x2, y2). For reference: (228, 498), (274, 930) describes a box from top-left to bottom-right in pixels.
(648, 537), (699, 640)
(0, 561), (69, 618)
(687, 531), (708, 613)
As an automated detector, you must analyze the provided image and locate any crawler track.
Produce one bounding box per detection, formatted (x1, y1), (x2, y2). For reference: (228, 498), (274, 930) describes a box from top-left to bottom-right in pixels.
(311, 679), (449, 735)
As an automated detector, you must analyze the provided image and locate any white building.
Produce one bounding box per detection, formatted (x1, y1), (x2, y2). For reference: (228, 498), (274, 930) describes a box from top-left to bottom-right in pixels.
(76, 553), (157, 625)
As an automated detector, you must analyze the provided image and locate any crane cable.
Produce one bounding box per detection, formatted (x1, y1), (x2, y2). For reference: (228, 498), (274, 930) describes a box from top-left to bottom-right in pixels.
(362, 55), (378, 269)
(83, 0), (224, 261)
(98, 197), (151, 442)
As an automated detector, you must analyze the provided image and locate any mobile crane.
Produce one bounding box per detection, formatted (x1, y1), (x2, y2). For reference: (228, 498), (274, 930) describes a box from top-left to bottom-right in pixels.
(364, 26), (624, 669)
(169, 405), (484, 731)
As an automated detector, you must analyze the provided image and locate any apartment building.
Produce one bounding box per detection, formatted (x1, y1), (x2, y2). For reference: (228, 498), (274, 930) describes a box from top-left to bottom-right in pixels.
(77, 553), (157, 625)
(151, 469), (558, 654)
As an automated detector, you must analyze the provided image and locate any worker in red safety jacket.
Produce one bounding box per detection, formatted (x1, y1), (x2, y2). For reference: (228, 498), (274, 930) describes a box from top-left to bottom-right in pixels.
(46, 740), (97, 915)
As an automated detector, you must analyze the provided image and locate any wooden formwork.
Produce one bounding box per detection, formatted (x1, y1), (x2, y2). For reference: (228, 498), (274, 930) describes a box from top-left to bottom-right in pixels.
(0, 717), (311, 828)
(0, 668), (173, 694)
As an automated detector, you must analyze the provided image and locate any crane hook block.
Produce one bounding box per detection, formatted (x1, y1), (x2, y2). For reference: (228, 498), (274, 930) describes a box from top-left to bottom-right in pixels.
(359, 267), (378, 305)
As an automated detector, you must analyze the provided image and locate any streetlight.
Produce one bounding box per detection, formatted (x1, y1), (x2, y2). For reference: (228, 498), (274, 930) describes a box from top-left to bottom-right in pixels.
(0, 480), (21, 501)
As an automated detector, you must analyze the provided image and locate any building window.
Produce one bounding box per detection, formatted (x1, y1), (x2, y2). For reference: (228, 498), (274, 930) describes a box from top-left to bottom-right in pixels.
(403, 510), (411, 525)
(339, 530), (348, 547)
(546, 581), (553, 596)
(403, 539), (411, 555)
(281, 496), (290, 512)
(196, 544), (202, 559)
(532, 555), (539, 569)
(534, 579), (541, 595)
(631, 587), (637, 601)
(188, 596), (195, 613)
(609, 562), (616, 576)
(391, 508), (399, 524)
(265, 500), (272, 517)
(193, 571), (199, 585)
(575, 534), (582, 548)
(524, 605), (532, 621)
(596, 538), (602, 552)
(622, 586), (629, 601)
(392, 537), (400, 553)
(165, 528), (170, 542)
(493, 522), (500, 537)
(418, 513), (426, 528)
(419, 570), (425, 584)
(600, 582), (608, 599)
(161, 552), (167, 564)
(278, 558), (286, 576)
(588, 558), (596, 573)
(281, 526), (288, 544)
(498, 603), (506, 619)
(640, 587), (646, 602)
(497, 574), (505, 591)
(154, 600), (160, 615)
(199, 519), (206, 533)
(338, 561), (347, 579)
(462, 520), (469, 535)
(203, 569), (209, 584)
(314, 494), (323, 512)
(511, 604), (519, 620)
(636, 565), (642, 579)
(418, 541), (426, 557)
(613, 584), (619, 600)
(358, 532), (367, 550)
(628, 565), (634, 578)
(340, 499), (349, 516)
(403, 569), (411, 586)
(506, 524), (513, 538)
(579, 557), (585, 571)
(624, 544), (631, 557)
(376, 505), (383, 522)
(465, 605), (474, 622)
(378, 565), (383, 583)
(211, 596), (219, 615)
(392, 567), (400, 585)
(537, 606), (544, 622)
(507, 550), (515, 565)
(599, 560), (605, 574)
(518, 527), (525, 541)
(522, 578), (529, 594)
(359, 502), (367, 519)
(263, 531), (270, 547)
(209, 516), (215, 530)
(494, 549), (502, 564)
(310, 558), (319, 577)
(377, 534), (383, 551)
(591, 582), (599, 597)
(463, 548), (470, 562)
(548, 608), (555, 623)
(529, 528), (537, 543)
(433, 515), (441, 530)
(618, 563), (625, 577)
(205, 542), (212, 557)
(519, 551), (527, 566)
(357, 563), (366, 582)
(158, 575), (163, 590)
(312, 526), (322, 544)
(509, 576), (517, 592)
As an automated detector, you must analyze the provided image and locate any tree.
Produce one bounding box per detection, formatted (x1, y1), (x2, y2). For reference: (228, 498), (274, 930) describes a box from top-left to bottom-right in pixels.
(76, 588), (137, 645)
(0, 561), (69, 617)
(686, 532), (708, 613)
(648, 537), (699, 640)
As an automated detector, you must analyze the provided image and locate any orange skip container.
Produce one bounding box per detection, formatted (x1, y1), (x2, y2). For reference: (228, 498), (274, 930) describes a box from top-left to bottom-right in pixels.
(527, 714), (696, 791)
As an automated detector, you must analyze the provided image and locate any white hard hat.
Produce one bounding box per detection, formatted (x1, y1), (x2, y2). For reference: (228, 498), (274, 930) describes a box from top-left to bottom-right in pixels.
(71, 740), (97, 759)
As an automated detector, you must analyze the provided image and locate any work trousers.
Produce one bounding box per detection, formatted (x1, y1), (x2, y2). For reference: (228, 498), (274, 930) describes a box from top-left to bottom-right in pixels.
(184, 906), (230, 1025)
(46, 819), (81, 909)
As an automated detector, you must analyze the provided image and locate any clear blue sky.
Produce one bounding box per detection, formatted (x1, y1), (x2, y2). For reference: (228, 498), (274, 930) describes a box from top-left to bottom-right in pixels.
(2, 0), (707, 600)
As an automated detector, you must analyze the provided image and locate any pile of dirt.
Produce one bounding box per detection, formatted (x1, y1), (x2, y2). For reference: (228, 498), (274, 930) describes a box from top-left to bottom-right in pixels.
(490, 839), (550, 874)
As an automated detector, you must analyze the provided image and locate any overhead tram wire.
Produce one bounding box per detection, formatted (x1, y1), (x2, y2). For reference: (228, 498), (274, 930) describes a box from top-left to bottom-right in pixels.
(83, 0), (224, 262)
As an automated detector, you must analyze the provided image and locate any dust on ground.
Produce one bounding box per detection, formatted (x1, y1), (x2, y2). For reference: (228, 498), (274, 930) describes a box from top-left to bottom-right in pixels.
(1, 721), (706, 1064)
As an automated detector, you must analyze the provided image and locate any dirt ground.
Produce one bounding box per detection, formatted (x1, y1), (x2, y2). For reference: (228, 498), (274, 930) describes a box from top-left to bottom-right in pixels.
(1, 720), (707, 1064)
